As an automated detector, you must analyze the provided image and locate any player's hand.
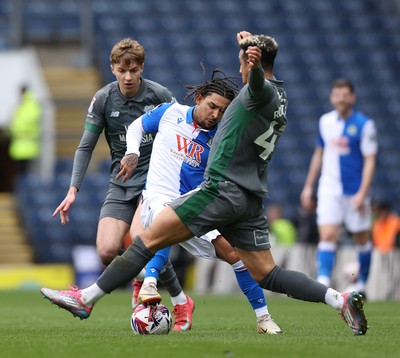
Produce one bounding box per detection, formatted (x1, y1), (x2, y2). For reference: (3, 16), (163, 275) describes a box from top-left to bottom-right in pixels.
(351, 192), (366, 215)
(237, 31), (253, 44)
(300, 186), (313, 211)
(246, 46), (262, 68)
(53, 187), (78, 224)
(116, 153), (139, 183)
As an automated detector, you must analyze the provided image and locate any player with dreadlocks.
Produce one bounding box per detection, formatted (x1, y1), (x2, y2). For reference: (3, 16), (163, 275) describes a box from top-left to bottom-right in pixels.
(42, 65), (283, 334)
(118, 64), (282, 334)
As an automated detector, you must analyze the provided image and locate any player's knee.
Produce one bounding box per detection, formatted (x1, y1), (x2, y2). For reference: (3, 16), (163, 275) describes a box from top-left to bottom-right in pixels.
(250, 262), (276, 283)
(136, 233), (163, 254)
(97, 246), (119, 266)
(221, 250), (240, 265)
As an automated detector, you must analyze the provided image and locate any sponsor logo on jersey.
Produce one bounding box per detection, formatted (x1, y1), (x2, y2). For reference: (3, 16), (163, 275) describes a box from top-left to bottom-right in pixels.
(118, 124), (130, 141)
(177, 117), (184, 124)
(88, 97), (96, 113)
(118, 132), (154, 143)
(142, 133), (154, 144)
(331, 137), (350, 154)
(176, 134), (205, 164)
(110, 111), (120, 117)
(171, 134), (206, 167)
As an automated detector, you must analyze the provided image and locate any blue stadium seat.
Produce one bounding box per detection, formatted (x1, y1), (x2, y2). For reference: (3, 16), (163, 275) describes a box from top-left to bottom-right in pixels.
(34, 242), (74, 264)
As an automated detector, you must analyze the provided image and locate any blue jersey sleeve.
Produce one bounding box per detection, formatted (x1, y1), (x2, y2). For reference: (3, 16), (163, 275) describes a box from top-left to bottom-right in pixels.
(142, 102), (174, 133)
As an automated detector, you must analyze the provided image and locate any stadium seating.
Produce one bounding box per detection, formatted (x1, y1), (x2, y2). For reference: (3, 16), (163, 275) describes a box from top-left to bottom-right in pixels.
(15, 164), (106, 264)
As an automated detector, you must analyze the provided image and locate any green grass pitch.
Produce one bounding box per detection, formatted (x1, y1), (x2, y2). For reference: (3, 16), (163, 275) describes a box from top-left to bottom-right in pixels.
(0, 290), (399, 358)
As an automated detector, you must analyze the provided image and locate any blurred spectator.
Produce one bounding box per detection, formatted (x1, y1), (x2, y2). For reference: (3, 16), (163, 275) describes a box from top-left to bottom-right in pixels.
(8, 85), (42, 181)
(293, 195), (319, 245)
(0, 128), (13, 192)
(266, 203), (297, 269)
(372, 201), (400, 254)
(266, 203), (297, 246)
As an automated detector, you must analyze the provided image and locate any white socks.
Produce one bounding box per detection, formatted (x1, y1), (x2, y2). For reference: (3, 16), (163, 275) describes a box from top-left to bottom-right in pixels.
(255, 306), (269, 318)
(324, 288), (344, 310)
(171, 291), (187, 306)
(143, 277), (157, 285)
(142, 277), (187, 306)
(81, 283), (106, 306)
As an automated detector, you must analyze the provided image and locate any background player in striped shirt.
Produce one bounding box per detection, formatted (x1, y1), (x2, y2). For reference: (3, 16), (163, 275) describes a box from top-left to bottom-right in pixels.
(301, 78), (378, 296)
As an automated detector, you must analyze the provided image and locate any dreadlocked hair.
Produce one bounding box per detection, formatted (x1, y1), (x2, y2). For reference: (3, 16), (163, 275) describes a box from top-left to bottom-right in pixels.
(183, 62), (239, 102)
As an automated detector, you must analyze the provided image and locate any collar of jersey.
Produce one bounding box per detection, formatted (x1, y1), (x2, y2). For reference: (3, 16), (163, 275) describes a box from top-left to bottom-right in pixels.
(186, 107), (195, 124)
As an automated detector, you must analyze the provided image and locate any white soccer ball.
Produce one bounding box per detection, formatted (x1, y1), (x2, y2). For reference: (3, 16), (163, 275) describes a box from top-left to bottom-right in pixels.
(130, 304), (172, 335)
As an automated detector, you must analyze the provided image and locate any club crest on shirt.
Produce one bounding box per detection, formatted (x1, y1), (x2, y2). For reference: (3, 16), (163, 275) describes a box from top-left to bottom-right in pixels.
(144, 105), (156, 113)
(347, 124), (358, 136)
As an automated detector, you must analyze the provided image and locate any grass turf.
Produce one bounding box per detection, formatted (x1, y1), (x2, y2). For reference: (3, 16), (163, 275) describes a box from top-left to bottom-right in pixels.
(0, 290), (399, 358)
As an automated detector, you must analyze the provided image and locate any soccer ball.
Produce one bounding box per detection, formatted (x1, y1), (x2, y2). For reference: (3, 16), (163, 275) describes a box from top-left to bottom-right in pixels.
(130, 304), (172, 335)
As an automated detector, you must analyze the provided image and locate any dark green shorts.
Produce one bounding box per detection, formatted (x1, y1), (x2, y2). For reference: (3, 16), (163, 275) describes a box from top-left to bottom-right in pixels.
(99, 182), (142, 224)
(170, 179), (271, 251)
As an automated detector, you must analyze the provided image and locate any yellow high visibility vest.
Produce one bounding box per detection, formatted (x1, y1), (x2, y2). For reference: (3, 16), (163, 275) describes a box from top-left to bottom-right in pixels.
(9, 91), (42, 160)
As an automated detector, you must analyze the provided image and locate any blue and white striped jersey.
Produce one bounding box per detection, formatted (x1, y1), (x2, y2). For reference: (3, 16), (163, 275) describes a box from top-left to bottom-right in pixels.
(317, 110), (378, 196)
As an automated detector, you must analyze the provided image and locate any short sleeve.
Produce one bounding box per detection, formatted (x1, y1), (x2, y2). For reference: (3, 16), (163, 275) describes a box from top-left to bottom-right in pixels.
(316, 118), (324, 148)
(142, 102), (174, 133)
(361, 120), (378, 156)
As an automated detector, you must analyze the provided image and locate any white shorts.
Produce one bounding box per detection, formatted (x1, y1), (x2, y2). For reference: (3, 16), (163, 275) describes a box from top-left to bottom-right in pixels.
(140, 194), (220, 260)
(180, 230), (220, 260)
(317, 192), (371, 233)
(140, 194), (172, 228)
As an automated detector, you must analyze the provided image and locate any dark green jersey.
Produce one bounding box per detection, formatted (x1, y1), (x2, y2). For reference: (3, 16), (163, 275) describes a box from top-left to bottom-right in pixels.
(81, 79), (173, 188)
(205, 67), (287, 197)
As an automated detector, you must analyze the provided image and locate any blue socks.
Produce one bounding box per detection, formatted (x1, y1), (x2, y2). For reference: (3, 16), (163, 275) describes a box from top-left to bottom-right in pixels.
(317, 241), (337, 286)
(232, 261), (266, 311)
(145, 247), (171, 280)
(357, 242), (372, 287)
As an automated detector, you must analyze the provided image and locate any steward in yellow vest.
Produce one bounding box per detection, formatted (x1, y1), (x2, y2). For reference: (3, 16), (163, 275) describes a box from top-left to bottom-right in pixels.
(9, 86), (42, 163)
